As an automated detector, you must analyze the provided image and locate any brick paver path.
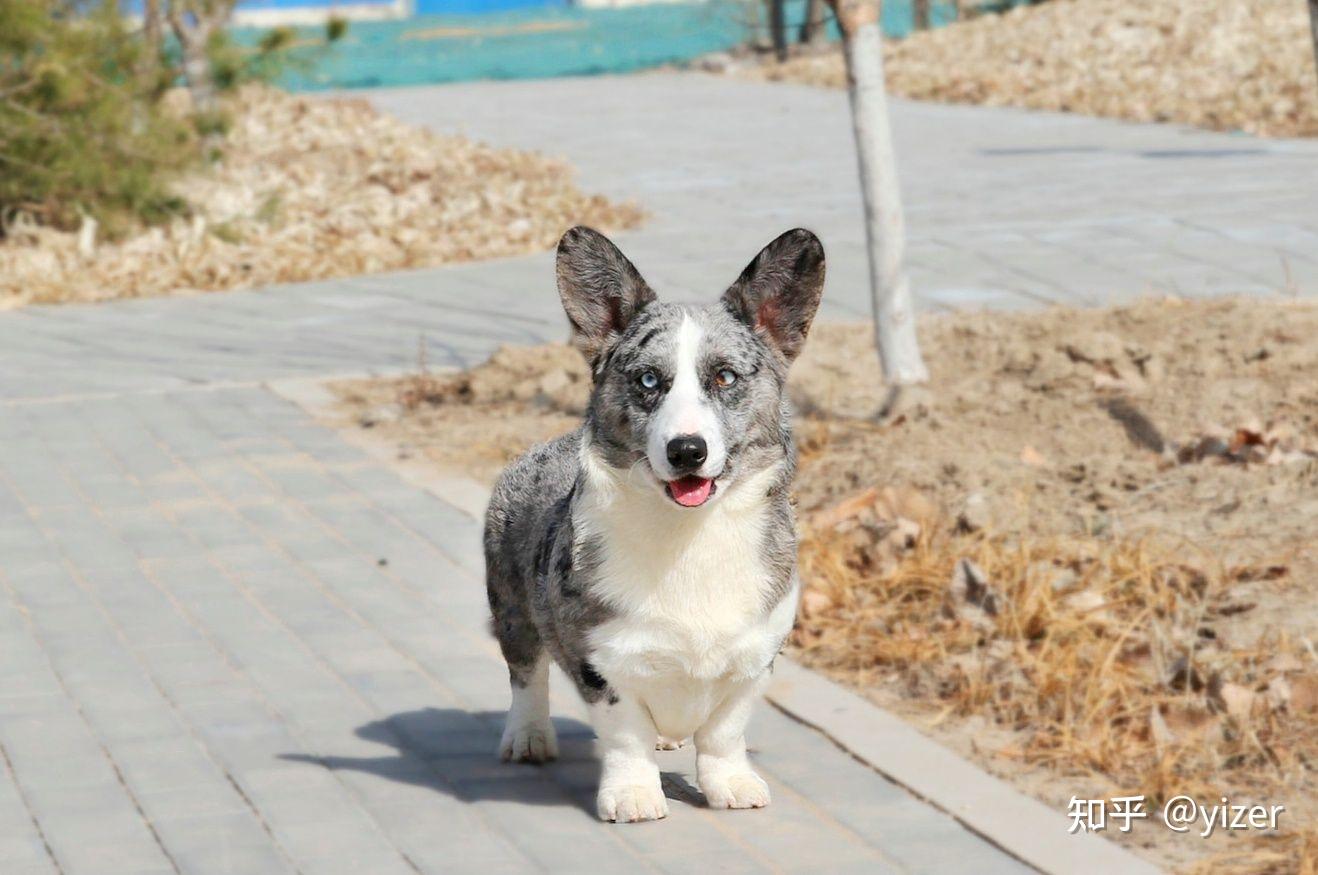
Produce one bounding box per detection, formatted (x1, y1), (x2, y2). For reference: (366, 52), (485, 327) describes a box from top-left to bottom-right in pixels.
(0, 385), (1031, 874)
(6, 72), (1311, 874)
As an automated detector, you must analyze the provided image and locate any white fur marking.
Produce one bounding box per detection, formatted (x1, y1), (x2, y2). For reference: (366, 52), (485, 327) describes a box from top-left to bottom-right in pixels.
(647, 315), (727, 480)
(592, 697), (667, 822)
(579, 452), (797, 741)
(499, 656), (558, 763)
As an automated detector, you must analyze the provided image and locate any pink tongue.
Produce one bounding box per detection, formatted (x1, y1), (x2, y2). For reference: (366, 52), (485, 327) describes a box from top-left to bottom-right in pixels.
(669, 476), (713, 507)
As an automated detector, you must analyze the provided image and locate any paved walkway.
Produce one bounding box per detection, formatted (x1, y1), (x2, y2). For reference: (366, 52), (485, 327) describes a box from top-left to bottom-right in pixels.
(4, 72), (1314, 874)
(2, 73), (1315, 402)
(0, 386), (1033, 874)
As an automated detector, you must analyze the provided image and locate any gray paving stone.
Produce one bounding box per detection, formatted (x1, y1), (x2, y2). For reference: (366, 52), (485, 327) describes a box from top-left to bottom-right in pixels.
(0, 77), (1310, 400)
(0, 374), (1086, 872)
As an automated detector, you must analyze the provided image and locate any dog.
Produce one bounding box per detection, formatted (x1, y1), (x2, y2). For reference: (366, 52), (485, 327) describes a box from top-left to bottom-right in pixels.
(484, 225), (825, 823)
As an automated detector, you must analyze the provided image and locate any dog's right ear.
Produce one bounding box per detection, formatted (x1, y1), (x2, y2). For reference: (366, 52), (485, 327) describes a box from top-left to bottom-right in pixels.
(556, 226), (657, 368)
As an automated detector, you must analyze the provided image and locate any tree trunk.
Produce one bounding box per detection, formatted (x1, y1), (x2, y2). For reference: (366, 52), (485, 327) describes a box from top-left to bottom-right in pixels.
(914, 0), (931, 30)
(1309, 0), (1318, 89)
(136, 0), (164, 86)
(768, 0), (788, 62)
(143, 0), (162, 49)
(166, 0), (232, 119)
(800, 0), (827, 45)
(827, 0), (929, 386)
(180, 34), (217, 115)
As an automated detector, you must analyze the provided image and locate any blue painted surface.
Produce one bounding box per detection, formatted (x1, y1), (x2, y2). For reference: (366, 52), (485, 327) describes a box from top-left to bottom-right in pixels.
(415, 0), (567, 14)
(234, 0), (989, 92)
(246, 1), (746, 90)
(236, 0), (394, 8)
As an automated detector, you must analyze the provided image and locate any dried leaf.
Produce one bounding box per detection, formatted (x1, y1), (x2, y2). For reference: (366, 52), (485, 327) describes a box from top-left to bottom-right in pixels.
(800, 588), (835, 619)
(810, 487), (880, 530)
(735, 0), (1318, 139)
(1019, 445), (1048, 467)
(1149, 704), (1173, 749)
(1264, 675), (1292, 711)
(1290, 674), (1318, 714)
(1213, 682), (1257, 722)
(0, 84), (643, 307)
(949, 558), (999, 617)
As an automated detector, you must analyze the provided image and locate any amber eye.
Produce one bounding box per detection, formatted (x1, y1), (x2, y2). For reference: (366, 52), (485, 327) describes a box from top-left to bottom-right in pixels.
(715, 368), (737, 388)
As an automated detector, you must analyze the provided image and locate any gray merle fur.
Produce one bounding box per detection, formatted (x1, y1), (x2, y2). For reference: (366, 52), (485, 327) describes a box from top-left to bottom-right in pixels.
(484, 226), (825, 705)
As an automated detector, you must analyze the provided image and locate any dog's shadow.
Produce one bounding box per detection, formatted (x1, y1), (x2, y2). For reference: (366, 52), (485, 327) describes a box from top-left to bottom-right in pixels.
(280, 708), (705, 816)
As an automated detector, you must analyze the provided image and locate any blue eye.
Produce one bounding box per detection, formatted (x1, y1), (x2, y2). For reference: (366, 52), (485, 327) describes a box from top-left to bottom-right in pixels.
(715, 368), (737, 388)
(639, 371), (659, 390)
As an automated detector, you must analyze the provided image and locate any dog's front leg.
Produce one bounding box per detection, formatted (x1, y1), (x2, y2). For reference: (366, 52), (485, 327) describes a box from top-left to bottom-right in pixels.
(592, 695), (668, 823)
(695, 677), (771, 810)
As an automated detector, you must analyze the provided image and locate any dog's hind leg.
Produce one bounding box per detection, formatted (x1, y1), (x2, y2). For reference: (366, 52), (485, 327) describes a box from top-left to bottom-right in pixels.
(499, 653), (557, 763)
(489, 578), (558, 763)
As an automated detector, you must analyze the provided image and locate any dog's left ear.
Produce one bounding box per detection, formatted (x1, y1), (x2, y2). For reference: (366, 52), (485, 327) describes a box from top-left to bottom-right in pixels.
(556, 226), (657, 368)
(721, 228), (825, 363)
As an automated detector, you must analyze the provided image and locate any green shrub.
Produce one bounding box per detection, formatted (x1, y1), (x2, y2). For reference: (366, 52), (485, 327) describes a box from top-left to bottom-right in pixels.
(0, 0), (197, 235)
(205, 19), (349, 94)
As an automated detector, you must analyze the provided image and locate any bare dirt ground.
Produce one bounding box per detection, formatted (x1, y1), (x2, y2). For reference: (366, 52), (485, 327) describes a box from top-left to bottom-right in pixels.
(332, 297), (1317, 873)
(0, 84), (642, 308)
(714, 0), (1318, 139)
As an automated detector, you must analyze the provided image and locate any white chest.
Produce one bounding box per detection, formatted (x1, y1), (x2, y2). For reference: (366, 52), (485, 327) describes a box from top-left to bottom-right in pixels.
(576, 467), (798, 735)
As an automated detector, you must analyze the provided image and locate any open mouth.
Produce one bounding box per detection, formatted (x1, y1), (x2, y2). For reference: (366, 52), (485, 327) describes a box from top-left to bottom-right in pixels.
(665, 475), (716, 508)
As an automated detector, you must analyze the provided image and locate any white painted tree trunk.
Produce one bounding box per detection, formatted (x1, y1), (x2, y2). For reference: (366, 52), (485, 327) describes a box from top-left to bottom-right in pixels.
(842, 20), (929, 385)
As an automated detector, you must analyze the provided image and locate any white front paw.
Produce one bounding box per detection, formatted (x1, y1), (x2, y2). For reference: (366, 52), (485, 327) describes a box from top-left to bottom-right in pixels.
(597, 783), (669, 823)
(499, 721), (558, 763)
(701, 771), (771, 810)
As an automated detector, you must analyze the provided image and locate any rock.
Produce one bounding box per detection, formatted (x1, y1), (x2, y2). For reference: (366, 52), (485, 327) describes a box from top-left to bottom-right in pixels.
(956, 492), (991, 533)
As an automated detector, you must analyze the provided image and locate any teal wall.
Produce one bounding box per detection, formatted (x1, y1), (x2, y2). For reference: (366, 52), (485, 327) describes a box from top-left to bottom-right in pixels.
(239, 0), (1010, 92)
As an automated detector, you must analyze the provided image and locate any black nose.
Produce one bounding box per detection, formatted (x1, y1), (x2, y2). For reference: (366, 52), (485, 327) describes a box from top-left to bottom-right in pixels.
(666, 435), (707, 473)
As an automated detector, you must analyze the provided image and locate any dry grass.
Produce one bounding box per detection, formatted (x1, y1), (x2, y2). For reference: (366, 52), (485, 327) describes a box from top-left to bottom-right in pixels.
(794, 483), (1315, 872)
(798, 493), (1314, 788)
(0, 84), (642, 308)
(330, 298), (1317, 872)
(731, 0), (1318, 138)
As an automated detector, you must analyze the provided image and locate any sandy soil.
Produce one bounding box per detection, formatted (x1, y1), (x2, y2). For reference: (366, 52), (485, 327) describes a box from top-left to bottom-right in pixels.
(332, 296), (1317, 873)
(714, 0), (1318, 139)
